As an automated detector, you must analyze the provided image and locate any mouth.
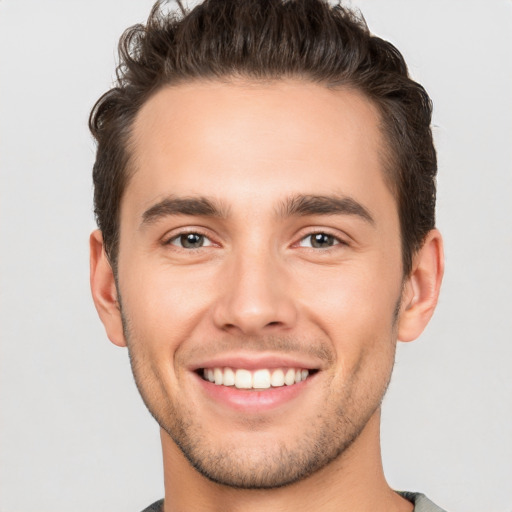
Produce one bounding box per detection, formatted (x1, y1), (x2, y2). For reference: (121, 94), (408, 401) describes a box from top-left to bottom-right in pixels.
(198, 366), (318, 390)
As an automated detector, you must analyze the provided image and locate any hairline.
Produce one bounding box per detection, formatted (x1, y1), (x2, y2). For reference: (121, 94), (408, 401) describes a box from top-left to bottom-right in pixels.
(108, 75), (409, 275)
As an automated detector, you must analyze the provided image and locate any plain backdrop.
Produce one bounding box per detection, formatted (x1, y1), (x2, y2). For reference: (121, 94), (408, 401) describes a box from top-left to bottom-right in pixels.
(1, 1), (511, 511)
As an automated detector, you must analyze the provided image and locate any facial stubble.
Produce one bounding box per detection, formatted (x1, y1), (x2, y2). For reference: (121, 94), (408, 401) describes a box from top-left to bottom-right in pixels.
(118, 294), (401, 490)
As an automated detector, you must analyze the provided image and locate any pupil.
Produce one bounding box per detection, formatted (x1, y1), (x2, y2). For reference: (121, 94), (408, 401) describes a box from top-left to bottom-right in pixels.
(182, 233), (203, 248)
(312, 233), (333, 248)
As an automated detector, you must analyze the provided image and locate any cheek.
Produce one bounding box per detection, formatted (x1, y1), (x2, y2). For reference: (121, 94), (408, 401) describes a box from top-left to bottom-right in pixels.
(117, 258), (218, 351)
(301, 261), (400, 317)
(296, 259), (401, 356)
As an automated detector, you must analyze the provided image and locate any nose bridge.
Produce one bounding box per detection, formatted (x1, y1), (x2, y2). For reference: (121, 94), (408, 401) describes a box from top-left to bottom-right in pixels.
(213, 239), (297, 334)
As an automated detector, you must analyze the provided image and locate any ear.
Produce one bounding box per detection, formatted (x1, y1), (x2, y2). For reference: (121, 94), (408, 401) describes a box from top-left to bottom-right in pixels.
(89, 230), (127, 347)
(398, 229), (444, 342)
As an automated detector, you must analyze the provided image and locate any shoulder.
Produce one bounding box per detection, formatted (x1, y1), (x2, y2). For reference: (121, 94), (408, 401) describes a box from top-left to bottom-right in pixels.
(140, 499), (164, 512)
(397, 491), (448, 512)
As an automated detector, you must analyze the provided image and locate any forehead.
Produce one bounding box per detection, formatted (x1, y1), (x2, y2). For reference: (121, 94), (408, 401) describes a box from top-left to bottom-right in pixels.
(125, 79), (392, 217)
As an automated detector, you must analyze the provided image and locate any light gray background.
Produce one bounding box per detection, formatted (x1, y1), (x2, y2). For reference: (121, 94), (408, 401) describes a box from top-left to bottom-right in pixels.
(1, 1), (511, 511)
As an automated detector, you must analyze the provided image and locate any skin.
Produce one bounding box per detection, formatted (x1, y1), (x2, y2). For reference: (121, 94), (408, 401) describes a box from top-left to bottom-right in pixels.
(90, 79), (443, 512)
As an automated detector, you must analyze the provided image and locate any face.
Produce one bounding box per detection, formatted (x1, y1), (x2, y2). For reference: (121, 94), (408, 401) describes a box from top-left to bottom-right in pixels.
(113, 80), (406, 488)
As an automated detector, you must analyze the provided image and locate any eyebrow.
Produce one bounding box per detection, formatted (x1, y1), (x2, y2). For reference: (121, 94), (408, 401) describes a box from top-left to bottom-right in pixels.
(278, 194), (375, 224)
(141, 196), (229, 226)
(140, 193), (374, 227)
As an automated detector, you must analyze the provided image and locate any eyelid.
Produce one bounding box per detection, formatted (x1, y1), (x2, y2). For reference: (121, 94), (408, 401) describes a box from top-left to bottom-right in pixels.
(293, 227), (350, 248)
(298, 234), (344, 249)
(162, 227), (218, 248)
(299, 235), (336, 247)
(170, 234), (213, 248)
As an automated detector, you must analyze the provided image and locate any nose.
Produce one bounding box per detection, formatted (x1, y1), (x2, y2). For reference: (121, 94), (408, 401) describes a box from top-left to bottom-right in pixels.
(212, 249), (298, 336)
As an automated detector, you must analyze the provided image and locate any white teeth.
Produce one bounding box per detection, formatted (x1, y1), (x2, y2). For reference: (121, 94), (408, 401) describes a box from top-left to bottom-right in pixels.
(223, 367), (235, 386)
(270, 369), (285, 387)
(214, 368), (223, 385)
(253, 369), (271, 389)
(284, 368), (296, 386)
(235, 369), (252, 389)
(202, 367), (311, 389)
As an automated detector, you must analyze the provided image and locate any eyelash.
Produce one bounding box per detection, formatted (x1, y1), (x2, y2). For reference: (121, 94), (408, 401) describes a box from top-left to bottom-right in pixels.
(163, 230), (347, 251)
(296, 232), (347, 249)
(164, 230), (214, 249)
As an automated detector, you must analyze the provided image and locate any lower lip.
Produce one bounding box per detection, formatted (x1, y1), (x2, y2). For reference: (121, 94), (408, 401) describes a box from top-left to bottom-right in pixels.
(194, 372), (314, 412)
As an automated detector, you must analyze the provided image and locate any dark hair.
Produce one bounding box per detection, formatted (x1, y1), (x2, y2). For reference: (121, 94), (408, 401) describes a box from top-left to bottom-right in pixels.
(90, 0), (436, 277)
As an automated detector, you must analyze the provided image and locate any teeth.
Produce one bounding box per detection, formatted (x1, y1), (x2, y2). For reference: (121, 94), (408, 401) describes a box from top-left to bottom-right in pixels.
(270, 369), (285, 387)
(223, 367), (235, 386)
(235, 369), (252, 389)
(253, 369), (271, 389)
(284, 368), (295, 386)
(202, 367), (310, 389)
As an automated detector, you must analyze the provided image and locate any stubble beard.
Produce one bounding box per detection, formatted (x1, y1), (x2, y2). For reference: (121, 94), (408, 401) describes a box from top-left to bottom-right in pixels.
(119, 299), (400, 490)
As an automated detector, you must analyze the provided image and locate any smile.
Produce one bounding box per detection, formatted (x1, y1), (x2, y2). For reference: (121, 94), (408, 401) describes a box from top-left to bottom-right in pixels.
(201, 367), (312, 389)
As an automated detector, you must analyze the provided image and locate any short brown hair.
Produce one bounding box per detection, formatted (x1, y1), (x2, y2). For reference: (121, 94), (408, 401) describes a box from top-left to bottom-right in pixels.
(90, 0), (436, 276)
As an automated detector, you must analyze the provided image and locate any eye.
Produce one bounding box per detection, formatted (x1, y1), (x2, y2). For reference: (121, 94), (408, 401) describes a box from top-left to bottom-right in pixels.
(168, 232), (213, 249)
(298, 232), (341, 249)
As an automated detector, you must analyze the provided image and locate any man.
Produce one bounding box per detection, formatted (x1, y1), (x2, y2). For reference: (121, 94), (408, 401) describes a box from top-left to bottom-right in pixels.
(89, 0), (445, 510)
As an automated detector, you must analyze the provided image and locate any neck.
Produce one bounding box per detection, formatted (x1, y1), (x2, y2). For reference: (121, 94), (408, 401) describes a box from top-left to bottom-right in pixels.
(160, 409), (413, 512)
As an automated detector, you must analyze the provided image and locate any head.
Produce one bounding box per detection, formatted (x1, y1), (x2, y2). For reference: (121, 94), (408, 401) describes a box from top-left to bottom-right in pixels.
(90, 0), (443, 492)
(90, 0), (436, 278)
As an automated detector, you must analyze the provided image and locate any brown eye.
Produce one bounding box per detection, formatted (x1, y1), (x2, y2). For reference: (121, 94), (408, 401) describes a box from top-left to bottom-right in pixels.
(170, 233), (211, 249)
(311, 233), (335, 248)
(299, 233), (339, 249)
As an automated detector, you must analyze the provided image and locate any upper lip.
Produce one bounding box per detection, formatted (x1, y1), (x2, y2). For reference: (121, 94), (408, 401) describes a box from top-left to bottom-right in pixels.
(189, 352), (323, 372)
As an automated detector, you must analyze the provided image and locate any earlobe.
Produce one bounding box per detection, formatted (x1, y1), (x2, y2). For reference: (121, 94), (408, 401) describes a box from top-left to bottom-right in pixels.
(398, 229), (444, 342)
(89, 230), (127, 347)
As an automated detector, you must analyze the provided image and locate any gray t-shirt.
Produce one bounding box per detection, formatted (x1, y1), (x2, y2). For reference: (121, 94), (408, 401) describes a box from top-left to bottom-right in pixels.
(397, 491), (448, 511)
(141, 491), (448, 511)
